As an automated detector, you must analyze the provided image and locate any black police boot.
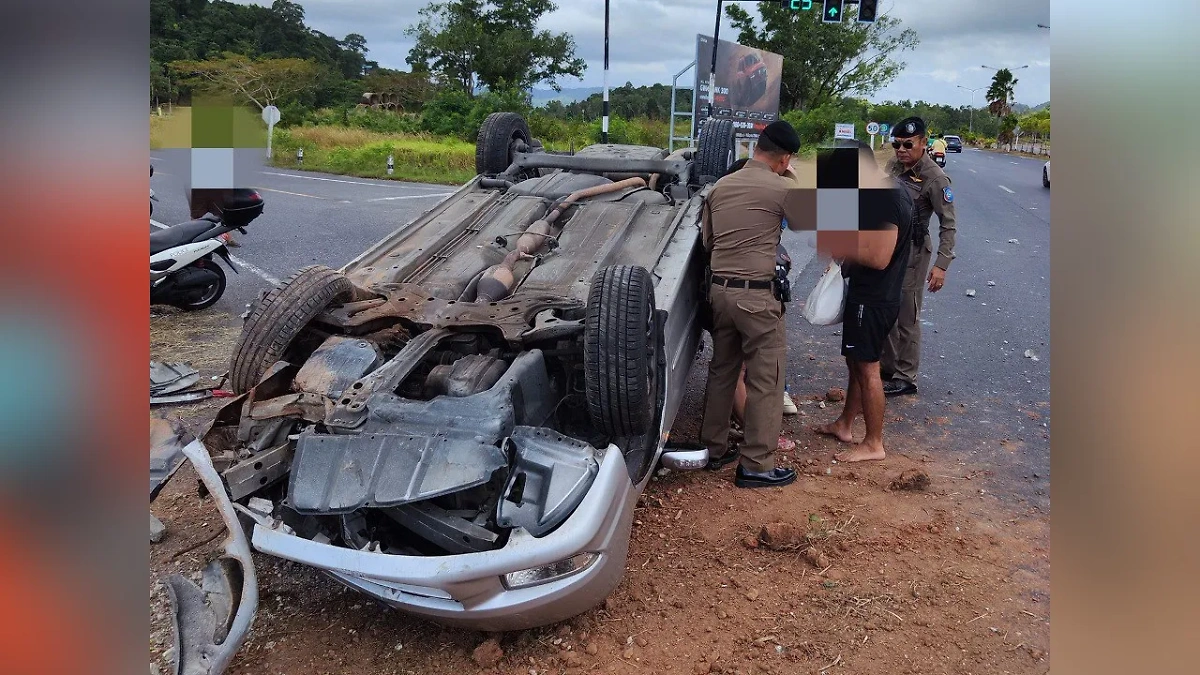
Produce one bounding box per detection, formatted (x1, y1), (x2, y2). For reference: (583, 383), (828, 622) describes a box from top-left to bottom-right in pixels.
(883, 379), (918, 397)
(706, 444), (740, 471)
(734, 465), (797, 489)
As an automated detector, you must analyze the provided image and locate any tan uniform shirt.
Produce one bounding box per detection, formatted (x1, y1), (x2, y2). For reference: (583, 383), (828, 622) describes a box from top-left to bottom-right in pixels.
(701, 159), (811, 280)
(887, 152), (958, 270)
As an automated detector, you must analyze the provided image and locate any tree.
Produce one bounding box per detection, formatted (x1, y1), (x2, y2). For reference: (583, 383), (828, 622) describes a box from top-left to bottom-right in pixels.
(986, 68), (1018, 118)
(170, 52), (325, 110)
(405, 0), (586, 97)
(337, 33), (370, 79)
(725, 1), (918, 111)
(150, 58), (177, 110)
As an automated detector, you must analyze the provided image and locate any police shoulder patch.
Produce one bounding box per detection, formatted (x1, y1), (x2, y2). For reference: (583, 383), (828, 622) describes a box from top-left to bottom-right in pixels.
(943, 187), (954, 203)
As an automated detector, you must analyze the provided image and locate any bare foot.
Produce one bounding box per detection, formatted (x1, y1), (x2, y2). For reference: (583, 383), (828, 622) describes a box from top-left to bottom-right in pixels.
(834, 443), (886, 463)
(777, 437), (796, 452)
(811, 421), (853, 443)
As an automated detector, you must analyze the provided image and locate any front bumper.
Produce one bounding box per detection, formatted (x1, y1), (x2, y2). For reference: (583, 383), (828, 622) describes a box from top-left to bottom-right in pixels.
(247, 444), (637, 631)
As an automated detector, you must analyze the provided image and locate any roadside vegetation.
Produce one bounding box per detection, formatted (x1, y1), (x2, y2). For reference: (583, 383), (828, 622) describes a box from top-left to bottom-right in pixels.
(151, 0), (1046, 185)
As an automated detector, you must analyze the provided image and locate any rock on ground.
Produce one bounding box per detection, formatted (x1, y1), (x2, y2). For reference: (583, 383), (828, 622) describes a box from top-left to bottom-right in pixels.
(826, 387), (846, 402)
(471, 638), (504, 668)
(889, 469), (931, 491)
(150, 513), (167, 544)
(758, 522), (806, 550)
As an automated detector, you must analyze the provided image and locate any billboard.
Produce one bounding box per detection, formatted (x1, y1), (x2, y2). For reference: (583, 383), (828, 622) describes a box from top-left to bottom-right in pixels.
(694, 34), (784, 140)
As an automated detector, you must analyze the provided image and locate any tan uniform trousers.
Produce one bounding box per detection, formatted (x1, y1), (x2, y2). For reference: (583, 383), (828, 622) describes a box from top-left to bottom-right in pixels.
(881, 239), (933, 384)
(700, 284), (786, 473)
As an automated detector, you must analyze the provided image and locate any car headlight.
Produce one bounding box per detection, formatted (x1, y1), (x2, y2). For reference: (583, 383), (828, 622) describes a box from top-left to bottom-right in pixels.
(502, 552), (599, 590)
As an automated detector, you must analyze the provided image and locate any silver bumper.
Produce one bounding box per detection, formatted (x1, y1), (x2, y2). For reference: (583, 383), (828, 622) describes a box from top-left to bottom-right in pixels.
(249, 444), (637, 631)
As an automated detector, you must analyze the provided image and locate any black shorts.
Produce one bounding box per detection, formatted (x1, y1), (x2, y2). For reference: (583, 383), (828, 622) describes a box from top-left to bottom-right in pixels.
(841, 302), (900, 362)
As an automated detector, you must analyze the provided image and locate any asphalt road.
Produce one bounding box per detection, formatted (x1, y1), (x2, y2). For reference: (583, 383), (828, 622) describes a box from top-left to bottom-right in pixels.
(149, 147), (1050, 507)
(785, 147), (1051, 509)
(150, 150), (456, 314)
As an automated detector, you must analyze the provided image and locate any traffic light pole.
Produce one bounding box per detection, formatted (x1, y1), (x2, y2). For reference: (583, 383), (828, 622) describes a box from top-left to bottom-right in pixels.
(706, 0), (722, 127)
(602, 0), (610, 143)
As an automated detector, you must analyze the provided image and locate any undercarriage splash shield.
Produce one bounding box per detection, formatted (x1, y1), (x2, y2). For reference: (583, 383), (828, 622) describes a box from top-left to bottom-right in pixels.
(288, 433), (506, 514)
(496, 427), (599, 537)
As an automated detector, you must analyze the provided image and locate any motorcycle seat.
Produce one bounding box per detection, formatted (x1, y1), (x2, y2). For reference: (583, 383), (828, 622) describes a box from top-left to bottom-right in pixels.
(150, 216), (222, 255)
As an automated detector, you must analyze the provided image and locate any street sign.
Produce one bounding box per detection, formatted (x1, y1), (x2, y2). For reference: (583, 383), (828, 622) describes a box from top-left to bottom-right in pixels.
(834, 123), (855, 140)
(879, 122), (891, 136)
(866, 121), (880, 135)
(262, 105), (281, 159)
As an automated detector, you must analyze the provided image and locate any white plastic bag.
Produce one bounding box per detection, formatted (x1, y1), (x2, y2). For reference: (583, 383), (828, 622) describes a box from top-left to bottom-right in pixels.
(803, 261), (846, 326)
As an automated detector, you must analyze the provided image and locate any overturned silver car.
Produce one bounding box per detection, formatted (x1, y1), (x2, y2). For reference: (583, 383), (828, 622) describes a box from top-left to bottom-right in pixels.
(155, 113), (739, 669)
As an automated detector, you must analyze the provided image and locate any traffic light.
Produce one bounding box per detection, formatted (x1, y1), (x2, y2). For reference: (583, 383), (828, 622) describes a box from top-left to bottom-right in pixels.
(779, 0), (813, 10)
(822, 0), (844, 24)
(857, 0), (879, 23)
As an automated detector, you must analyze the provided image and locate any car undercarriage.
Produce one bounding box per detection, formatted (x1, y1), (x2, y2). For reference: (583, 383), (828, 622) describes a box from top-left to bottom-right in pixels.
(152, 113), (739, 673)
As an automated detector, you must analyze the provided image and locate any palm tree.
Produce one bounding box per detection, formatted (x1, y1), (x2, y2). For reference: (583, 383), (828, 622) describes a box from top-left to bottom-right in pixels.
(986, 68), (1017, 117)
(987, 69), (1018, 147)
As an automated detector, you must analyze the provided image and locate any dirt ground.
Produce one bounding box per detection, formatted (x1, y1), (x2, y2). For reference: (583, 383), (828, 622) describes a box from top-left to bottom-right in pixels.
(150, 309), (1050, 675)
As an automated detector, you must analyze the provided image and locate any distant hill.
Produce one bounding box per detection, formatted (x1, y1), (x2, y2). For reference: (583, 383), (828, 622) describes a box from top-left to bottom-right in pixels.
(532, 87), (603, 106)
(1013, 101), (1050, 114)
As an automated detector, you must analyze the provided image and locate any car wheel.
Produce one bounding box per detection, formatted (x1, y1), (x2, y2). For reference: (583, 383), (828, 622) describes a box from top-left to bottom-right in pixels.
(694, 118), (736, 183)
(1043, 169), (1050, 188)
(584, 265), (660, 438)
(475, 112), (532, 176)
(229, 265), (356, 394)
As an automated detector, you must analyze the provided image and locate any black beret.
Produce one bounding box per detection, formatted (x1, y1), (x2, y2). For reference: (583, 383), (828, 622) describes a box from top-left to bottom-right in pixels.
(893, 117), (927, 138)
(760, 120), (801, 154)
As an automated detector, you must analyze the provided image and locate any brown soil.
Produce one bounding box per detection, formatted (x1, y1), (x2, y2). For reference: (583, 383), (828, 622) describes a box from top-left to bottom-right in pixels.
(150, 314), (1051, 675)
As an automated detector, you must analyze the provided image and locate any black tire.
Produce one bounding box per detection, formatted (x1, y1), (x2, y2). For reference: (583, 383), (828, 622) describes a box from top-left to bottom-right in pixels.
(1043, 168), (1050, 188)
(171, 259), (226, 311)
(229, 265), (355, 394)
(584, 265), (660, 438)
(475, 112), (532, 175)
(694, 118), (735, 183)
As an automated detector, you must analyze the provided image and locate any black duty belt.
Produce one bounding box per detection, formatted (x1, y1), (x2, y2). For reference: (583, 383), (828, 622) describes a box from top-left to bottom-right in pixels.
(710, 274), (772, 290)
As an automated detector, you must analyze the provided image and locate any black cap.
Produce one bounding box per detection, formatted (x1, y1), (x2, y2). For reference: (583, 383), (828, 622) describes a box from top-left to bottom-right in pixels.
(893, 117), (926, 138)
(760, 120), (801, 154)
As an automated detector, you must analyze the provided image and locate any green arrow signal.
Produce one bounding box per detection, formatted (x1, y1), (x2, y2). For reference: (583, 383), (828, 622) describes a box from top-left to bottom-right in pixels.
(828, 7), (838, 17)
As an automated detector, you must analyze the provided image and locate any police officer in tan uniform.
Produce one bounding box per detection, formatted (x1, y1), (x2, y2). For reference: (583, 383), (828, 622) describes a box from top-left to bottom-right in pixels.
(880, 117), (958, 396)
(701, 120), (812, 488)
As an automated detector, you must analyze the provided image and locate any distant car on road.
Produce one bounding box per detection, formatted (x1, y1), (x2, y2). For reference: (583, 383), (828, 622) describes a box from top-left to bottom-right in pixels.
(1043, 160), (1050, 188)
(944, 135), (963, 153)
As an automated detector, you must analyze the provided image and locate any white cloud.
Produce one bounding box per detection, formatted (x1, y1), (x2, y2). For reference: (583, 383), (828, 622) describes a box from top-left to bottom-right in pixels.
(227, 0), (1051, 106)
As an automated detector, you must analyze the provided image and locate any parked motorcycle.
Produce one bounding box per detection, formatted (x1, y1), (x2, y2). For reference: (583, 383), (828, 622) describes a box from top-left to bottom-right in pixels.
(150, 189), (264, 310)
(932, 150), (947, 168)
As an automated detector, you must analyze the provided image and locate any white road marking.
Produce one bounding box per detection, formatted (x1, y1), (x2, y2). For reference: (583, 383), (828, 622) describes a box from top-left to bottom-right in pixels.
(261, 171), (450, 190)
(998, 185), (1016, 194)
(367, 193), (453, 202)
(150, 219), (281, 285)
(969, 168), (977, 173)
(253, 186), (331, 200)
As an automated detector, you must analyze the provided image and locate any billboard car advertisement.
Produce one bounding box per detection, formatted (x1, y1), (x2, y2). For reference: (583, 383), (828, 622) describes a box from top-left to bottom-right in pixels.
(694, 34), (784, 140)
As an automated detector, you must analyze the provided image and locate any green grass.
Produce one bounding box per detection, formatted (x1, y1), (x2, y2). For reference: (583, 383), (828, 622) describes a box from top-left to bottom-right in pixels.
(268, 126), (477, 185)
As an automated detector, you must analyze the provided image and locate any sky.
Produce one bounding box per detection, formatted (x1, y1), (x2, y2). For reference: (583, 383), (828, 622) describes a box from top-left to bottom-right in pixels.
(230, 0), (1051, 107)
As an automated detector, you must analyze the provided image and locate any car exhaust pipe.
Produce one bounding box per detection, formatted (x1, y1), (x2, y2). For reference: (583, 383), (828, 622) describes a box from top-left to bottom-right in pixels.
(478, 177), (647, 302)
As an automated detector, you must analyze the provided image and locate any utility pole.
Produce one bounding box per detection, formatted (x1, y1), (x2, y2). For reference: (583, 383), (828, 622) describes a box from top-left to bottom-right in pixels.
(602, 0), (610, 143)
